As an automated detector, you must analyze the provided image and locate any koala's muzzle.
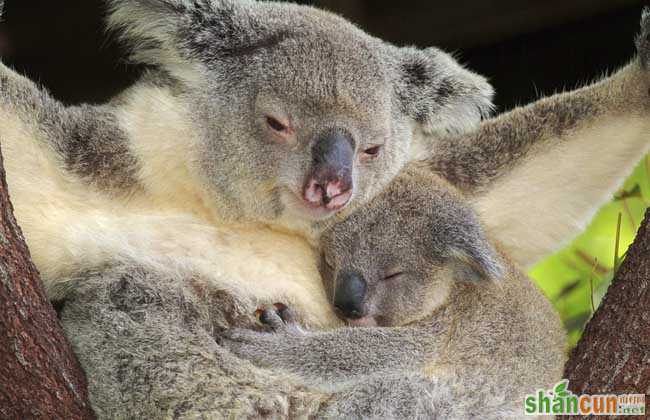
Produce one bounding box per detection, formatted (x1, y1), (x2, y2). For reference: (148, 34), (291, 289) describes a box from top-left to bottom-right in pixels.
(333, 271), (366, 319)
(303, 130), (354, 210)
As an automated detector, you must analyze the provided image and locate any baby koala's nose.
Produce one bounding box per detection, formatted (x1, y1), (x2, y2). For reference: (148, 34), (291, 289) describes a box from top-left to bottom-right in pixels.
(334, 271), (367, 319)
(303, 177), (353, 210)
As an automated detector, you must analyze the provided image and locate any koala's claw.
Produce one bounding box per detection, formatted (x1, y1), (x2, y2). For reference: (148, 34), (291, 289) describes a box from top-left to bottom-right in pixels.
(255, 303), (298, 331)
(273, 303), (297, 324)
(255, 307), (284, 330)
(637, 8), (650, 68)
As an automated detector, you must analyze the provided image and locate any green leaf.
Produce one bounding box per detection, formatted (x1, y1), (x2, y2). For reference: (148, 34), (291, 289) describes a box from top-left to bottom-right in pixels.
(530, 155), (650, 349)
(554, 380), (568, 396)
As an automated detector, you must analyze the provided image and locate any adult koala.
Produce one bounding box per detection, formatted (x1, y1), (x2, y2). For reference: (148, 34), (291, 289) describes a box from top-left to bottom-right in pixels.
(0, 0), (492, 326)
(63, 8), (650, 419)
(1, 1), (650, 418)
(0, 0), (492, 416)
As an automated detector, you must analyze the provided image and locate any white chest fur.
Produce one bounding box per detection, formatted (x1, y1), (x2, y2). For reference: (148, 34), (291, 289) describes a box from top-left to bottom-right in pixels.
(1, 104), (341, 329)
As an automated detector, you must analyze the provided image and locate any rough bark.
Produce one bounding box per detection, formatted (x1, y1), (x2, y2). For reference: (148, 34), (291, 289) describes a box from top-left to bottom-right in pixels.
(0, 149), (95, 418)
(564, 208), (650, 416)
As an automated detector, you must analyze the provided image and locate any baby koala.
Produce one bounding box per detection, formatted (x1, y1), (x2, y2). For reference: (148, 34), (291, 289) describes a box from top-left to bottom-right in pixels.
(223, 164), (566, 419)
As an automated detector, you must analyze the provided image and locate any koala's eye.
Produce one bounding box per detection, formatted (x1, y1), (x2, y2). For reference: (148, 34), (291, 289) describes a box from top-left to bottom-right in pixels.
(383, 271), (404, 281)
(362, 145), (383, 158)
(266, 116), (289, 133)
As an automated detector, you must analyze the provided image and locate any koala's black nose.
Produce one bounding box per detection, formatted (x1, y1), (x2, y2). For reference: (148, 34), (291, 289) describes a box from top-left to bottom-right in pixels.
(303, 130), (354, 211)
(334, 271), (367, 319)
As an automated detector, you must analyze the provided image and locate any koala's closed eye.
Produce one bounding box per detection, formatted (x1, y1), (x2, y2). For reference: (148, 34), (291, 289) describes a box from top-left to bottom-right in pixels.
(382, 271), (404, 281)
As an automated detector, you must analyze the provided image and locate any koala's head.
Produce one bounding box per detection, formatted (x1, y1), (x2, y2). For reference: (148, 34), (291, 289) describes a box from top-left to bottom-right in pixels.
(319, 166), (503, 327)
(107, 0), (493, 231)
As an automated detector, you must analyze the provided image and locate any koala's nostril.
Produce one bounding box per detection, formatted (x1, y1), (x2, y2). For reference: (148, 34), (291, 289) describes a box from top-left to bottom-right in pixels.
(325, 187), (352, 209)
(304, 179), (324, 204)
(347, 309), (362, 319)
(334, 301), (364, 320)
(303, 177), (352, 209)
(334, 271), (367, 319)
(322, 180), (352, 207)
(325, 180), (343, 199)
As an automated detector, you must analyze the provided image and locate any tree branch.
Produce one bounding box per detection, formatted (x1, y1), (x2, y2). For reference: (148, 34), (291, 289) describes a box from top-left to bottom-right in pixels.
(0, 146), (95, 419)
(564, 208), (650, 414)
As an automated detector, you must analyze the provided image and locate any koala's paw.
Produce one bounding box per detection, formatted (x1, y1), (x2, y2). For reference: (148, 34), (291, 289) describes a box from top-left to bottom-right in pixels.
(221, 325), (301, 368)
(255, 303), (300, 332)
(637, 8), (650, 68)
(220, 304), (304, 366)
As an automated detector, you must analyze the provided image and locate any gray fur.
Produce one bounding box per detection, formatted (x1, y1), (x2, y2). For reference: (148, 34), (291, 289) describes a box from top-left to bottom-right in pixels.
(59, 168), (562, 419)
(59, 105), (141, 191)
(0, 65), (140, 191)
(60, 264), (493, 419)
(60, 266), (330, 419)
(223, 166), (566, 419)
(637, 7), (650, 70)
(102, 0), (493, 229)
(2, 2), (650, 419)
(60, 265), (456, 419)
(0, 2), (493, 416)
(430, 8), (650, 195)
(418, 11), (650, 266)
(428, 91), (600, 193)
(1, 1), (493, 229)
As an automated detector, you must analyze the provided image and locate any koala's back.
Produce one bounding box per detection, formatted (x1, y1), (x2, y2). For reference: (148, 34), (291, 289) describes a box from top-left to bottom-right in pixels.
(428, 257), (566, 410)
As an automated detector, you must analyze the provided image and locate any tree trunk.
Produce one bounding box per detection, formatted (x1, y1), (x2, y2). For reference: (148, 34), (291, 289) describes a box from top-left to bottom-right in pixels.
(564, 208), (650, 415)
(0, 149), (94, 418)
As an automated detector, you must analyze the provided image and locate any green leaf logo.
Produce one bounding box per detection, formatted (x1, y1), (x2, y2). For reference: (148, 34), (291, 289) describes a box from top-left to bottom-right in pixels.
(553, 380), (570, 398)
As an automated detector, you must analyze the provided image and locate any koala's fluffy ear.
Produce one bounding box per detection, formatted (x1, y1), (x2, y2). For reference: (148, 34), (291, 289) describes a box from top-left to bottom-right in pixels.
(106, 0), (201, 80)
(106, 1), (186, 58)
(106, 0), (267, 81)
(447, 231), (503, 283)
(392, 47), (494, 137)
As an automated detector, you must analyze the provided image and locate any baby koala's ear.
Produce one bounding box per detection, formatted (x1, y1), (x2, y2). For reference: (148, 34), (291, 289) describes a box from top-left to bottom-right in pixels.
(390, 46), (494, 138)
(447, 233), (504, 283)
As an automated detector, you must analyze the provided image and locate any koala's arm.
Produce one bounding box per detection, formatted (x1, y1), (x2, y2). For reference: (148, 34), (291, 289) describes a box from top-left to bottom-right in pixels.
(429, 12), (650, 268)
(222, 306), (524, 419)
(0, 61), (138, 190)
(222, 319), (446, 389)
(0, 61), (63, 133)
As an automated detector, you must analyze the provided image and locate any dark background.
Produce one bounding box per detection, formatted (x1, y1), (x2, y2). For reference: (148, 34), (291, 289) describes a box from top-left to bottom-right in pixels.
(0, 0), (647, 111)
